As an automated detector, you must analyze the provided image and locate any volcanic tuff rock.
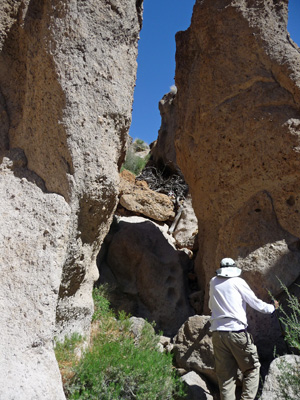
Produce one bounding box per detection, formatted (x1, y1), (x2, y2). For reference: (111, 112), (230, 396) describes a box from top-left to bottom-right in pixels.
(180, 371), (214, 400)
(0, 0), (142, 398)
(119, 169), (175, 221)
(150, 89), (180, 175)
(173, 315), (216, 384)
(98, 215), (193, 336)
(174, 0), (300, 352)
(173, 194), (198, 251)
(260, 355), (300, 399)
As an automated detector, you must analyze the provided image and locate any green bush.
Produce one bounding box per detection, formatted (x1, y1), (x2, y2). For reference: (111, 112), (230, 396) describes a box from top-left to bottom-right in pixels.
(133, 139), (148, 152)
(54, 333), (84, 388)
(122, 148), (150, 176)
(272, 282), (300, 398)
(277, 283), (300, 353)
(68, 336), (181, 399)
(55, 333), (83, 365)
(64, 286), (186, 400)
(92, 284), (113, 322)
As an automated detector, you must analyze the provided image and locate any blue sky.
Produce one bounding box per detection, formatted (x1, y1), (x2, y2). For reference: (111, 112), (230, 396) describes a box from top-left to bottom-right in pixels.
(129, 0), (300, 145)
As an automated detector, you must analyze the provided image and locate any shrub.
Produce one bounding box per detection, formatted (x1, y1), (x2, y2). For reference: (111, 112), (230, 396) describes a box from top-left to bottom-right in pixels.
(92, 284), (113, 322)
(54, 333), (84, 388)
(122, 140), (150, 176)
(277, 283), (300, 353)
(133, 138), (148, 152)
(122, 149), (150, 176)
(64, 286), (186, 400)
(271, 282), (300, 398)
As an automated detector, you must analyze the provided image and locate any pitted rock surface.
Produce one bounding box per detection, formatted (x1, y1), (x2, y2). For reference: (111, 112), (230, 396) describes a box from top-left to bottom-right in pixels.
(174, 0), (300, 355)
(0, 0), (142, 398)
(173, 315), (216, 384)
(99, 215), (193, 336)
(119, 169), (175, 221)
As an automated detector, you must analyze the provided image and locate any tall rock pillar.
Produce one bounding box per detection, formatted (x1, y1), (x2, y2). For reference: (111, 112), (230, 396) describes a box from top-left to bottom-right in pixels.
(0, 0), (143, 398)
(174, 0), (300, 349)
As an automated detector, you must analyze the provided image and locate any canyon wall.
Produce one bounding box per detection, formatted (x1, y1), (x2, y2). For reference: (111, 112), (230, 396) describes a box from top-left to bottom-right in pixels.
(0, 0), (142, 398)
(150, 90), (180, 175)
(174, 0), (300, 351)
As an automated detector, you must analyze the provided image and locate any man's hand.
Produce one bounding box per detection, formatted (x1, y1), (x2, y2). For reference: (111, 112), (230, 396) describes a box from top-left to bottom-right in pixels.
(273, 300), (279, 309)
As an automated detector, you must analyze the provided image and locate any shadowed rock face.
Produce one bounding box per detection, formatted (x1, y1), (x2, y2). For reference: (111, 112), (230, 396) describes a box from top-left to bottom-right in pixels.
(174, 0), (300, 351)
(0, 0), (142, 398)
(99, 216), (193, 336)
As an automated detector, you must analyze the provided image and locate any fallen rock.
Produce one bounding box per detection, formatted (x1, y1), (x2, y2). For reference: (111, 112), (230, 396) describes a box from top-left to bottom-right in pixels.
(173, 194), (198, 250)
(173, 315), (216, 384)
(99, 215), (193, 336)
(119, 169), (175, 221)
(129, 316), (155, 345)
(159, 335), (173, 353)
(179, 371), (214, 400)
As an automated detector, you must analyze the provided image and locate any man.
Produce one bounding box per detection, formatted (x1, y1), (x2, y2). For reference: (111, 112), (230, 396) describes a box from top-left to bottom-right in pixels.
(209, 257), (279, 400)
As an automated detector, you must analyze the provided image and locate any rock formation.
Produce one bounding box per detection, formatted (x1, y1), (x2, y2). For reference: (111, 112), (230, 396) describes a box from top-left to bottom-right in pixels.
(180, 371), (214, 400)
(173, 315), (216, 384)
(174, 0), (300, 354)
(150, 89), (180, 175)
(119, 169), (175, 221)
(98, 215), (194, 336)
(260, 355), (300, 399)
(173, 194), (198, 251)
(0, 0), (142, 398)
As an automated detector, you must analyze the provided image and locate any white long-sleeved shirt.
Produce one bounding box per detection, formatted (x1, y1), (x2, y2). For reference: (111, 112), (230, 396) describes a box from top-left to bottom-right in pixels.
(209, 276), (275, 331)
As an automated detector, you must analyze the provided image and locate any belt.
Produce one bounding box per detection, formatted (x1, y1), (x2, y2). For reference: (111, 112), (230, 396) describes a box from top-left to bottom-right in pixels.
(214, 329), (247, 333)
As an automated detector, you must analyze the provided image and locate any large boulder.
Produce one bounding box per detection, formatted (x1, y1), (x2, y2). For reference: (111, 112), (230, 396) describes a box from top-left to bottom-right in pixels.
(174, 0), (300, 355)
(98, 215), (193, 336)
(173, 315), (216, 384)
(0, 0), (142, 398)
(119, 169), (175, 221)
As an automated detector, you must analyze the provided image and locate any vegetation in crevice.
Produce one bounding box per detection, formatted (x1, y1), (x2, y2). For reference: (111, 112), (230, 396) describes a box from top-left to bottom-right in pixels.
(121, 138), (150, 176)
(55, 285), (186, 400)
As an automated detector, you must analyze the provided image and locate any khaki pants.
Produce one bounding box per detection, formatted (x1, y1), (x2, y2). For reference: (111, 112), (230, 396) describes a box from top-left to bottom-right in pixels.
(212, 331), (260, 400)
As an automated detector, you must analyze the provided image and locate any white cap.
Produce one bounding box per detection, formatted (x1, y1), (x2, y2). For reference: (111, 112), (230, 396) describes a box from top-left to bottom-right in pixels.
(220, 258), (236, 267)
(216, 258), (242, 278)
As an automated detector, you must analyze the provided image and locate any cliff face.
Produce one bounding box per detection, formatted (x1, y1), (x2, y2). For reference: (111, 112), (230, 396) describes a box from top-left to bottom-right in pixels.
(174, 0), (300, 347)
(150, 90), (180, 175)
(0, 0), (142, 398)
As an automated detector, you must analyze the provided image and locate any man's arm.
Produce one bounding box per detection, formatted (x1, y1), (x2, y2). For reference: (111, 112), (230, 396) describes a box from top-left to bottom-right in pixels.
(239, 279), (275, 314)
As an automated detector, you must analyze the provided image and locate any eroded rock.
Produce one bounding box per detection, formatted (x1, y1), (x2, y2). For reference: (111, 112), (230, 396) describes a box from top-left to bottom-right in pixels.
(150, 89), (180, 175)
(174, 0), (300, 356)
(119, 169), (175, 221)
(260, 355), (300, 400)
(99, 215), (193, 335)
(0, 161), (70, 399)
(0, 0), (142, 398)
(173, 194), (198, 251)
(173, 315), (216, 384)
(180, 371), (214, 400)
